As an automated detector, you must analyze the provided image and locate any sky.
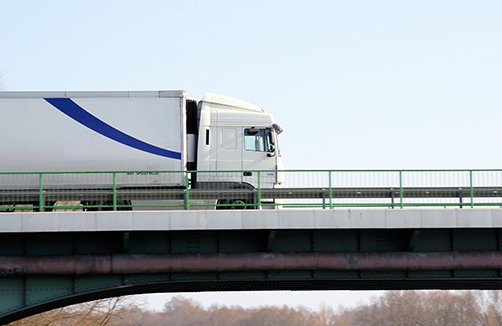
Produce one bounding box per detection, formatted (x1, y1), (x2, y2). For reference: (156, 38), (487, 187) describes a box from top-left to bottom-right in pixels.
(1, 0), (501, 311)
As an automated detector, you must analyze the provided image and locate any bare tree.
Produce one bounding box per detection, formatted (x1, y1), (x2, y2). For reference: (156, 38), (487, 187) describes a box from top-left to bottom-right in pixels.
(207, 304), (251, 326)
(12, 290), (502, 326)
(479, 290), (502, 326)
(7, 296), (139, 326)
(310, 303), (349, 326)
(162, 296), (210, 326)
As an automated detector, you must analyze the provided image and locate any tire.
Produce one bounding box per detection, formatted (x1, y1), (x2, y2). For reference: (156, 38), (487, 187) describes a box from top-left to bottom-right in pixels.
(217, 199), (254, 210)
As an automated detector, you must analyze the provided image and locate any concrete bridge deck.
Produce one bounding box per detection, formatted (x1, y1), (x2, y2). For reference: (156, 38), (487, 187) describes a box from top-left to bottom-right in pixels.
(1, 208), (502, 233)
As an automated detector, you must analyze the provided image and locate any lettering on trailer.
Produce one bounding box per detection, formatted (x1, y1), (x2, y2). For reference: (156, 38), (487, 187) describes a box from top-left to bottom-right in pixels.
(45, 98), (182, 160)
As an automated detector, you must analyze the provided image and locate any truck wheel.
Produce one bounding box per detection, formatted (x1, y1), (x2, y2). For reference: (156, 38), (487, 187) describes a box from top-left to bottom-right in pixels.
(230, 199), (247, 209)
(217, 199), (254, 210)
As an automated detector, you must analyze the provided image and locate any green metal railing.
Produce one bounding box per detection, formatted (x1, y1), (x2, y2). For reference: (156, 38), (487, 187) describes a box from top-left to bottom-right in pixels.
(1, 169), (502, 211)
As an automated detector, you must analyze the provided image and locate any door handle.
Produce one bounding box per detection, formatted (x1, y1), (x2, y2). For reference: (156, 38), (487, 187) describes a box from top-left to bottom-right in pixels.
(243, 172), (253, 176)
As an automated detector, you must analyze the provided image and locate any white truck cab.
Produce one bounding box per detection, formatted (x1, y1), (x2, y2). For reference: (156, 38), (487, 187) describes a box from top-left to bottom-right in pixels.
(196, 93), (284, 189)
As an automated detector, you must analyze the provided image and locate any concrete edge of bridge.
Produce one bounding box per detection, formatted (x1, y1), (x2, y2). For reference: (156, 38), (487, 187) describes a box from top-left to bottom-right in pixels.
(1, 208), (502, 233)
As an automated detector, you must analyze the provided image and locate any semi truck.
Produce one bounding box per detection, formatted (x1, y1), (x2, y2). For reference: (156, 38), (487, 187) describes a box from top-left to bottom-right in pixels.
(0, 90), (284, 210)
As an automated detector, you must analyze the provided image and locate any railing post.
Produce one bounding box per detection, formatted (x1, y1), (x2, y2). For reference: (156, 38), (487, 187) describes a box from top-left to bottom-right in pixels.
(39, 173), (44, 212)
(470, 170), (474, 209)
(329, 171), (333, 209)
(185, 172), (190, 210)
(113, 172), (117, 211)
(399, 170), (404, 209)
(257, 171), (262, 209)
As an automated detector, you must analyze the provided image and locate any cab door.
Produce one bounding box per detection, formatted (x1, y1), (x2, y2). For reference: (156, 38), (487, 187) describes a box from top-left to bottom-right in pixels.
(216, 126), (244, 183)
(241, 127), (278, 188)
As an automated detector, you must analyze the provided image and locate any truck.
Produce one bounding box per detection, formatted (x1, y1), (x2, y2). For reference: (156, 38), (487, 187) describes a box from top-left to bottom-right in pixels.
(0, 90), (284, 210)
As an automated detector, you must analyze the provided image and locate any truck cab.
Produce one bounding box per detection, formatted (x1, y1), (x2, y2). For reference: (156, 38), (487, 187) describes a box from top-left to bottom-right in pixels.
(195, 93), (284, 191)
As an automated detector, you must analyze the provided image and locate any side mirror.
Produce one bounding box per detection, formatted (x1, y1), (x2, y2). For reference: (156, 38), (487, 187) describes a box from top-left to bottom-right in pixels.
(273, 124), (283, 135)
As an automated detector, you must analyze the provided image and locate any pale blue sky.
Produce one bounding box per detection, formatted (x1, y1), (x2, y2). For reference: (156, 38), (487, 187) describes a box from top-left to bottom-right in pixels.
(2, 1), (502, 169)
(1, 0), (501, 310)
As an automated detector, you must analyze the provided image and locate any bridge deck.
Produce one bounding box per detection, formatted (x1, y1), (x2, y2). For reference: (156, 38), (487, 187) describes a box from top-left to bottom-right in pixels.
(1, 208), (502, 233)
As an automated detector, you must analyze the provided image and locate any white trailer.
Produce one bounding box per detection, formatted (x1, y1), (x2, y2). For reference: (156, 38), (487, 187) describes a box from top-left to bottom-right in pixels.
(0, 90), (283, 209)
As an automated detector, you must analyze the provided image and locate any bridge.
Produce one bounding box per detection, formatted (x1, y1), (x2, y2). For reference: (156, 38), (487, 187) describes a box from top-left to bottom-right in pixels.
(1, 169), (502, 323)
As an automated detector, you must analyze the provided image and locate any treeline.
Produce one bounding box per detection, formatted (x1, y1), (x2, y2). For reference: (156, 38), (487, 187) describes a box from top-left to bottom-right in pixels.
(8, 290), (502, 326)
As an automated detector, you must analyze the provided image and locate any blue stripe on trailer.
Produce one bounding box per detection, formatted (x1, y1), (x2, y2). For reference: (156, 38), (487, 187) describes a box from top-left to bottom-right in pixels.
(45, 98), (182, 160)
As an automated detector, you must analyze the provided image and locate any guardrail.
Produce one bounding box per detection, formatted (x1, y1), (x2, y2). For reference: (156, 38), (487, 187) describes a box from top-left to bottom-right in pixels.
(1, 169), (502, 211)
